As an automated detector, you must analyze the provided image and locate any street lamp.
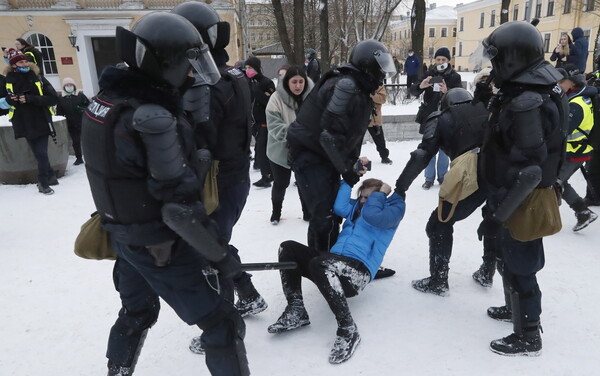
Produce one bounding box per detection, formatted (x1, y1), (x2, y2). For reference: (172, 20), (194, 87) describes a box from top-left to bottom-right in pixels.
(68, 34), (79, 51)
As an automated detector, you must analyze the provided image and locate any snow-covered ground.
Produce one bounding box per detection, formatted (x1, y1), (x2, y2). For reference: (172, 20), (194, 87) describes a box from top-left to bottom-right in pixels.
(2, 126), (599, 374)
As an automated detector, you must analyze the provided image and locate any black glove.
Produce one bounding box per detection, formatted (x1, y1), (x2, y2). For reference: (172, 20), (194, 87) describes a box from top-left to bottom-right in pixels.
(394, 187), (406, 199)
(374, 125), (382, 136)
(5, 95), (18, 106)
(342, 171), (360, 187)
(215, 252), (242, 279)
(477, 215), (502, 241)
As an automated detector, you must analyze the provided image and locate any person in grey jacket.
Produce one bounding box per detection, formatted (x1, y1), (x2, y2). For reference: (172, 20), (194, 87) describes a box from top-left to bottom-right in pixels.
(266, 65), (314, 224)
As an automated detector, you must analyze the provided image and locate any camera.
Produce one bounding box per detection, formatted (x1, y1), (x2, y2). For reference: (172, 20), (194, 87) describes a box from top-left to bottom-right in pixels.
(429, 76), (443, 84)
(354, 160), (372, 172)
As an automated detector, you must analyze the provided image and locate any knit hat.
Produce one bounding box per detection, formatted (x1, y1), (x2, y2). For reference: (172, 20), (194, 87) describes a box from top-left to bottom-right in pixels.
(62, 77), (76, 88)
(473, 67), (492, 86)
(245, 56), (262, 72)
(7, 48), (28, 65)
(434, 47), (451, 60)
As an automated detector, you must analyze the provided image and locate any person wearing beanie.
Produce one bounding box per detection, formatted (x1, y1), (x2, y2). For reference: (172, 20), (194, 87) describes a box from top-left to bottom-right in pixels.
(14, 38), (44, 75)
(1, 48), (58, 194)
(571, 27), (589, 73)
(245, 56), (276, 188)
(56, 77), (89, 165)
(409, 47), (462, 190)
(556, 64), (598, 231)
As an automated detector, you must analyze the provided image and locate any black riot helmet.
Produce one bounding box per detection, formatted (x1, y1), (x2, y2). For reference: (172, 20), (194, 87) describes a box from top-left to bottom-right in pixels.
(171, 1), (230, 51)
(440, 88), (473, 111)
(481, 21), (544, 86)
(305, 48), (316, 60)
(116, 12), (220, 88)
(350, 39), (396, 85)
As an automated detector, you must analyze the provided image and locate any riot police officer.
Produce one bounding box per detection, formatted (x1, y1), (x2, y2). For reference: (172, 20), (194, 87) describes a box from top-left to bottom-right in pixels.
(287, 39), (396, 253)
(81, 12), (249, 375)
(395, 88), (495, 295)
(172, 1), (267, 322)
(475, 21), (568, 356)
(305, 48), (321, 83)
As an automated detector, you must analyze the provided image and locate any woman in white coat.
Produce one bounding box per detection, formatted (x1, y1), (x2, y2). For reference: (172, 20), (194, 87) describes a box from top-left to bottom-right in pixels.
(266, 65), (314, 224)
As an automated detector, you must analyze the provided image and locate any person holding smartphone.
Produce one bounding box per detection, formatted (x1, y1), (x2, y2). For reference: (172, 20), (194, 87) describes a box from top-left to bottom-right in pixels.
(409, 47), (462, 190)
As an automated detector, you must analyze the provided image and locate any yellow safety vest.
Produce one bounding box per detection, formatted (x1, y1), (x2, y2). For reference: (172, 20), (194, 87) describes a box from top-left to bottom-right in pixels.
(24, 50), (37, 65)
(5, 79), (55, 120)
(566, 95), (594, 154)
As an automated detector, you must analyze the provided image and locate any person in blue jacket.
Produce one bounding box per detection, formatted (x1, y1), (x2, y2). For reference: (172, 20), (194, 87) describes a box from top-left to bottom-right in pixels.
(404, 49), (421, 99)
(571, 27), (589, 73)
(267, 178), (405, 364)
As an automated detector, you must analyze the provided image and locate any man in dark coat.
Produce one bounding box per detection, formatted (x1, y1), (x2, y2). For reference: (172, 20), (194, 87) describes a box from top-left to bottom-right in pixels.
(305, 48), (321, 83)
(56, 77), (89, 165)
(245, 56), (275, 188)
(476, 21), (568, 356)
(571, 27), (589, 73)
(1, 48), (57, 194)
(404, 49), (420, 98)
(287, 39), (396, 254)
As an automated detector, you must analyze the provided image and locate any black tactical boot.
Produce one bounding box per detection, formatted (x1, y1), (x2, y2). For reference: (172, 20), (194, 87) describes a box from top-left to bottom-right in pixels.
(472, 259), (496, 287)
(572, 209), (598, 231)
(37, 183), (54, 195)
(235, 282), (268, 317)
(267, 300), (310, 333)
(253, 175), (272, 188)
(490, 324), (542, 356)
(107, 363), (132, 376)
(189, 335), (205, 354)
(271, 202), (282, 225)
(329, 323), (361, 364)
(487, 305), (512, 322)
(411, 258), (449, 296)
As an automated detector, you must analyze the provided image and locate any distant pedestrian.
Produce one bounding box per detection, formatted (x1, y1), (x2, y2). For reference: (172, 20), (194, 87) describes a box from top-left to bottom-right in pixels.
(56, 77), (89, 165)
(404, 49), (420, 99)
(571, 27), (589, 73)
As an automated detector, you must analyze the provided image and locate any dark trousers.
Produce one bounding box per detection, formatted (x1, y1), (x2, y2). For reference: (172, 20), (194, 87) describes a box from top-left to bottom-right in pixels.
(425, 186), (495, 267)
(209, 178), (252, 291)
(585, 149), (600, 202)
(496, 228), (544, 326)
(108, 238), (244, 375)
(67, 122), (82, 159)
(367, 126), (389, 159)
(291, 151), (341, 252)
(254, 125), (271, 178)
(26, 135), (52, 187)
(406, 75), (419, 97)
(558, 159), (586, 211)
(269, 161), (309, 216)
(278, 240), (370, 327)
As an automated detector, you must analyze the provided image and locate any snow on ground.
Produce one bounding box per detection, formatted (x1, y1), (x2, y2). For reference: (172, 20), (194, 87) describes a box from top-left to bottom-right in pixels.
(2, 92), (599, 375)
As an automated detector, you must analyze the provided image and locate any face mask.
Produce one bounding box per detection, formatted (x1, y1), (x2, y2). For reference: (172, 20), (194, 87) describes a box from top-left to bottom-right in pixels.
(436, 63), (448, 72)
(16, 66), (30, 73)
(64, 86), (75, 94)
(408, 53), (414, 56)
(245, 68), (257, 78)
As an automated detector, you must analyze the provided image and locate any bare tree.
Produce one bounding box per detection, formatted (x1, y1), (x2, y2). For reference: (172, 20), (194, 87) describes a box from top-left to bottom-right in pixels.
(319, 0), (331, 72)
(411, 0), (426, 66)
(500, 0), (511, 24)
(271, 0), (305, 64)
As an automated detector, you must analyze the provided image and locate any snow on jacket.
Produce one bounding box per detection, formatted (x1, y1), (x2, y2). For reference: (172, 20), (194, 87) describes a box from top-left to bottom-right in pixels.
(331, 181), (405, 280)
(266, 77), (314, 168)
(571, 27), (589, 73)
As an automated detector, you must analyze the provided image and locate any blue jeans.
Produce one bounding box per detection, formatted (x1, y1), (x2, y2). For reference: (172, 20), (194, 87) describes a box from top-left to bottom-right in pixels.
(424, 150), (449, 183)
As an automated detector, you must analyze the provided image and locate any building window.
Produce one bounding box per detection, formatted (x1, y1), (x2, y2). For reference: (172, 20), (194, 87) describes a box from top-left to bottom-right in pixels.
(26, 33), (57, 75)
(543, 33), (551, 52)
(251, 33), (255, 41)
(460, 17), (464, 31)
(429, 27), (435, 37)
(452, 27), (456, 37)
(441, 27), (447, 37)
(563, 0), (571, 13)
(480, 12), (485, 28)
(428, 46), (434, 58)
(585, 0), (595, 11)
(524, 1), (530, 19)
(535, 0), (542, 18)
(547, 0), (554, 16)
(458, 41), (463, 57)
(583, 28), (591, 41)
(490, 10), (496, 26)
(452, 46), (456, 57)
(513, 4), (519, 20)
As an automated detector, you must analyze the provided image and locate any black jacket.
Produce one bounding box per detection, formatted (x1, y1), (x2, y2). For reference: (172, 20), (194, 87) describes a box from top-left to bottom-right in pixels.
(1, 65), (57, 140)
(56, 91), (90, 128)
(411, 66), (462, 125)
(248, 72), (275, 129)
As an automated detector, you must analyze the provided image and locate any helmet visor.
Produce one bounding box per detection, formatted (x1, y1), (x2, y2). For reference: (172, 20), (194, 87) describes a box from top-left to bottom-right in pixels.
(186, 44), (220, 86)
(469, 42), (492, 70)
(374, 51), (396, 79)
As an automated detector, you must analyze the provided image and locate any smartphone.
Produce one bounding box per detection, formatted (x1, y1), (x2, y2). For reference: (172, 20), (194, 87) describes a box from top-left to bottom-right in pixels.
(1, 47), (6, 51)
(430, 76), (443, 84)
(354, 160), (372, 172)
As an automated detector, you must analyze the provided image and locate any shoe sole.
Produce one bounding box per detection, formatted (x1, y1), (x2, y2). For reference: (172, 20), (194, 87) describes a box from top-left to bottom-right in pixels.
(572, 213), (598, 231)
(267, 320), (310, 334)
(411, 281), (449, 297)
(487, 315), (512, 322)
(239, 303), (269, 318)
(489, 344), (541, 357)
(329, 335), (361, 364)
(472, 274), (493, 288)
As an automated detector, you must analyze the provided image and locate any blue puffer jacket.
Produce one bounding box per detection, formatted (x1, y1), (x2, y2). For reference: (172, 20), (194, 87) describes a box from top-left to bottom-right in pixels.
(331, 181), (405, 280)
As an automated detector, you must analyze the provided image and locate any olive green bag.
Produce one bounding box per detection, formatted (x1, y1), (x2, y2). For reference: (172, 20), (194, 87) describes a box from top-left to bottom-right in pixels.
(505, 187), (562, 242)
(203, 160), (220, 215)
(74, 212), (116, 260)
(438, 150), (479, 223)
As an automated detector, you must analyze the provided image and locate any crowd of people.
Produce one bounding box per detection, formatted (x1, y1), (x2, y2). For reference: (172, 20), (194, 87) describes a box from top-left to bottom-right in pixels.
(2, 3), (600, 374)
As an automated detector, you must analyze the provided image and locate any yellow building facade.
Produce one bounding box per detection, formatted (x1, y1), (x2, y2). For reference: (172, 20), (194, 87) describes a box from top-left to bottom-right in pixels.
(0, 0), (244, 97)
(387, 5), (457, 68)
(455, 0), (599, 72)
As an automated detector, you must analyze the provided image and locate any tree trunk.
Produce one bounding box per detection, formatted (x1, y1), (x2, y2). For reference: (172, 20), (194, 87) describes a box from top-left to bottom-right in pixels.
(411, 0), (426, 68)
(293, 0), (305, 65)
(271, 0), (294, 61)
(500, 0), (511, 24)
(319, 0), (330, 73)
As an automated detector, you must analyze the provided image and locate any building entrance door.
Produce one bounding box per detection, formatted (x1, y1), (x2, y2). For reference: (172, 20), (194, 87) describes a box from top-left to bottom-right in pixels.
(91, 37), (119, 80)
